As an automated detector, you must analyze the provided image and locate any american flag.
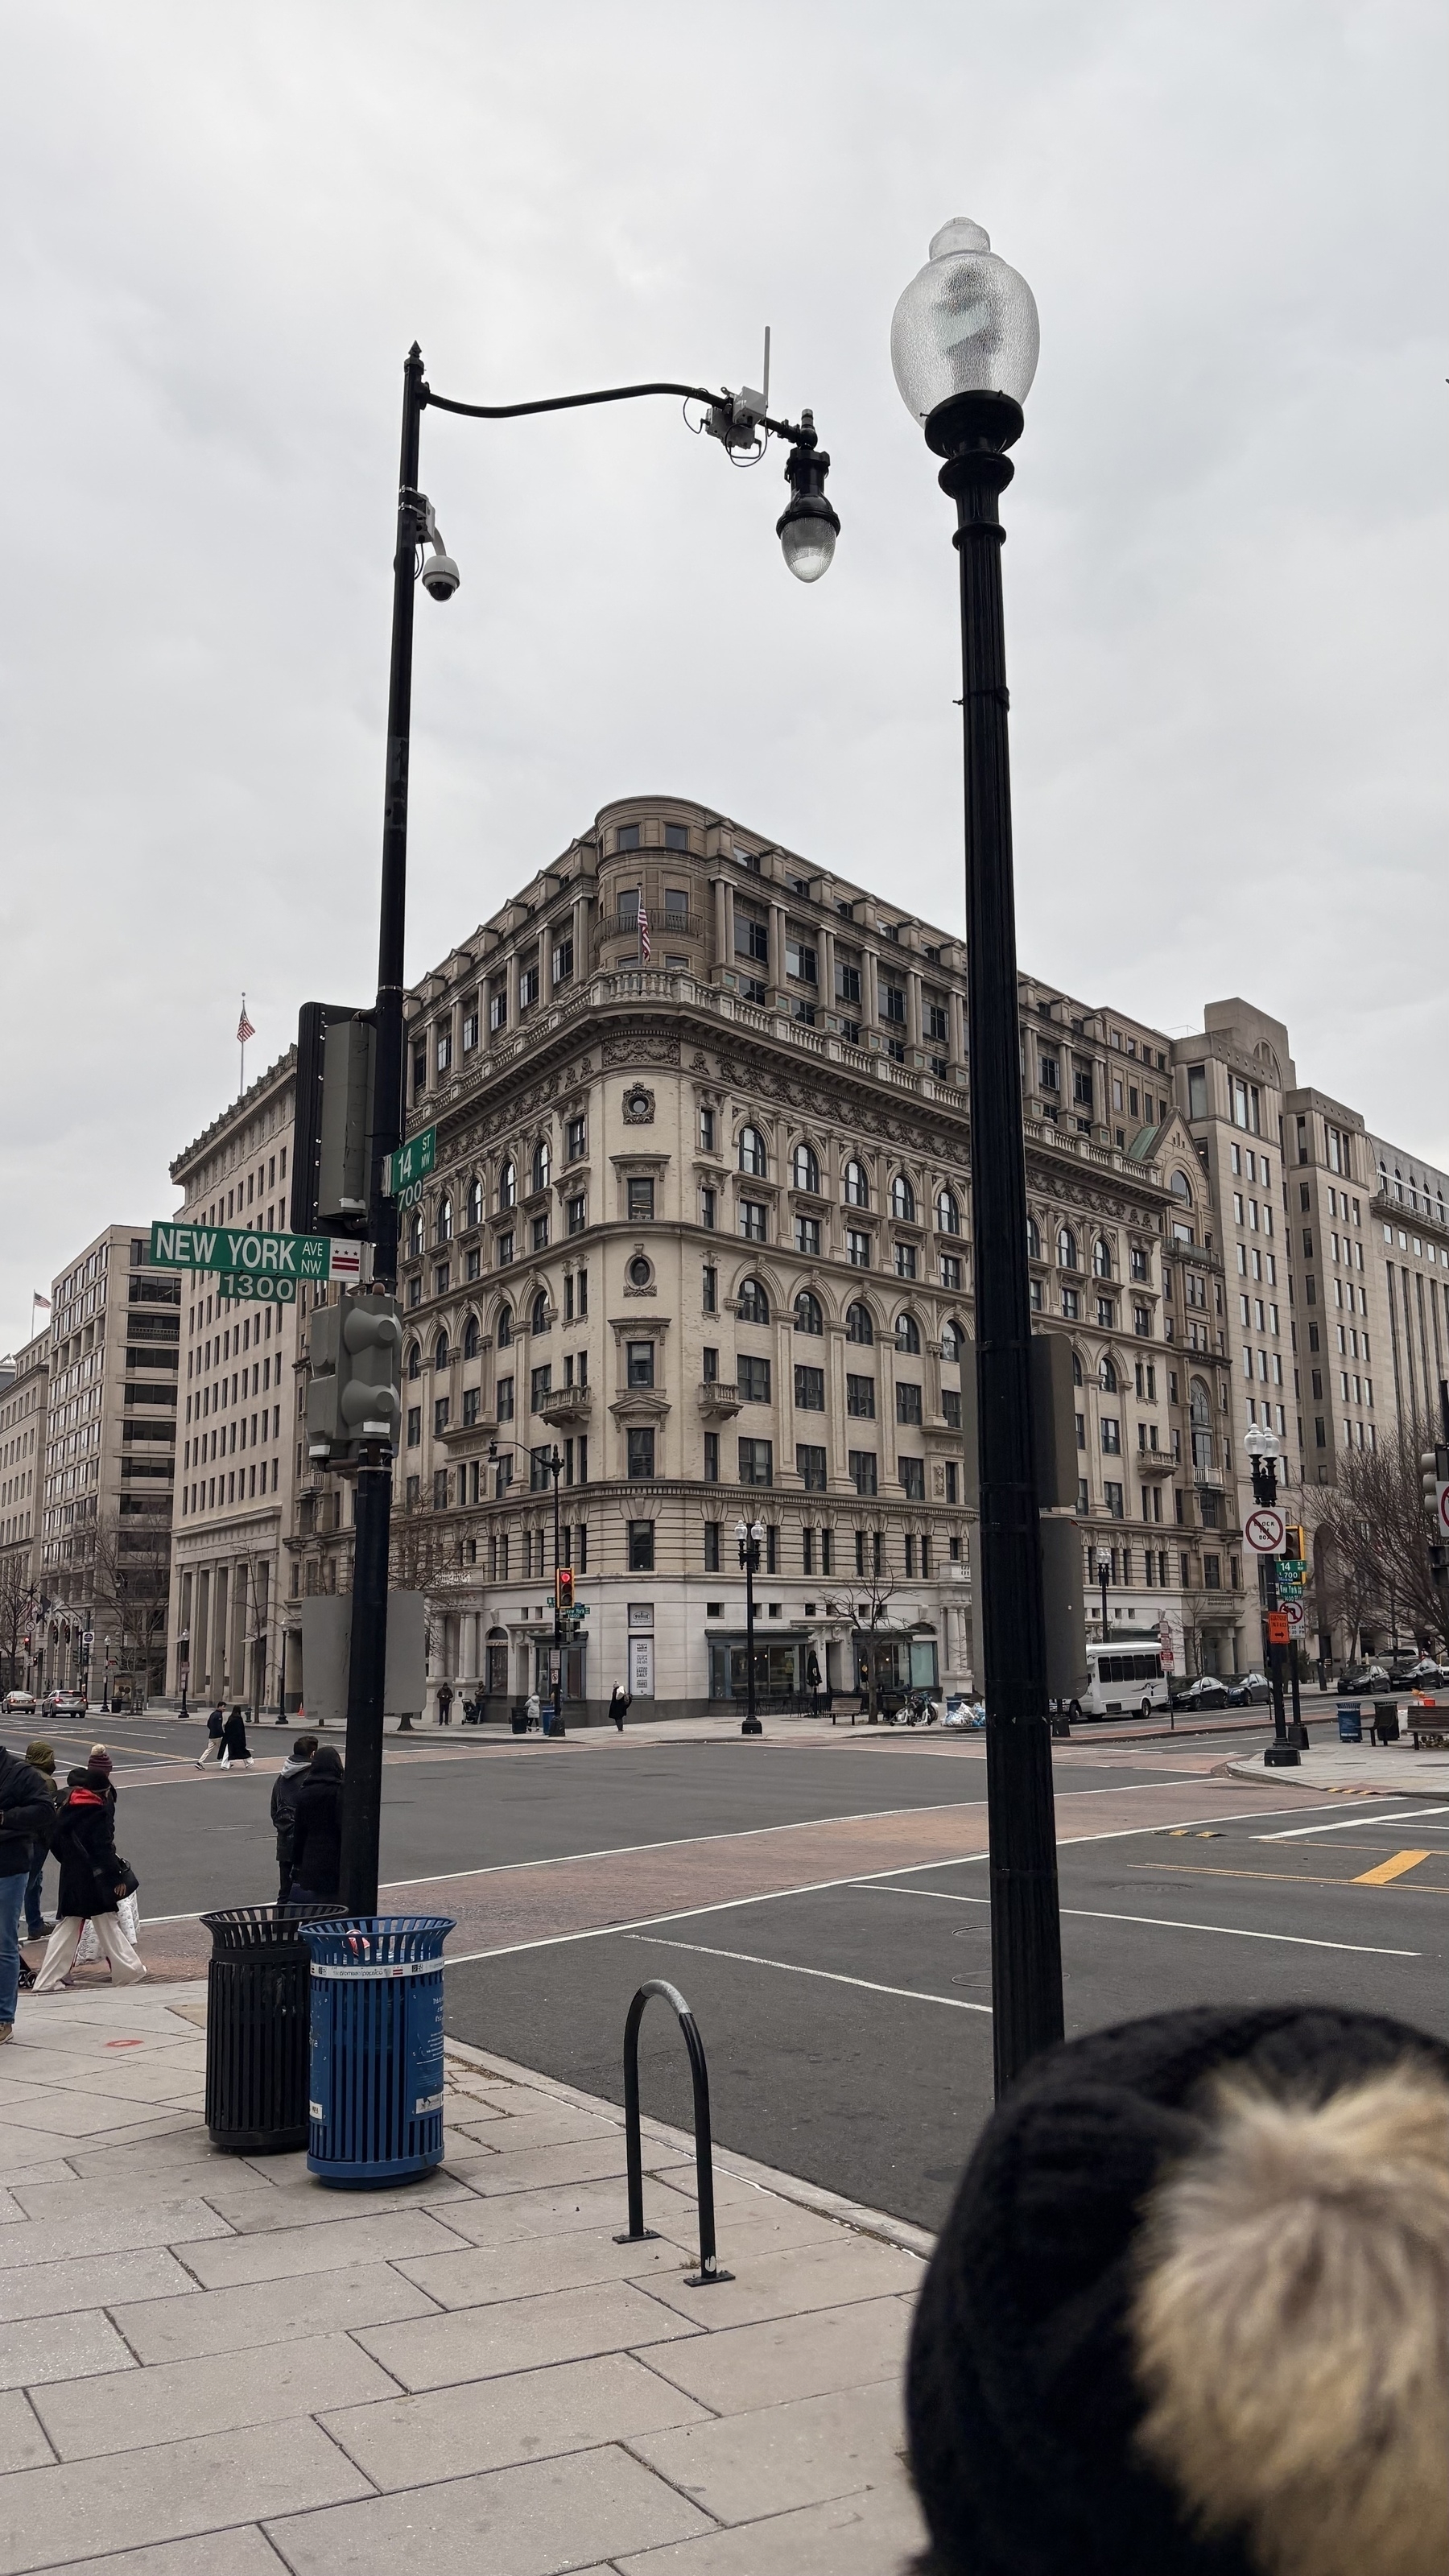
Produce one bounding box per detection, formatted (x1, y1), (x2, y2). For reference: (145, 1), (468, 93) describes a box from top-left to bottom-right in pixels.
(638, 900), (650, 964)
(237, 999), (255, 1045)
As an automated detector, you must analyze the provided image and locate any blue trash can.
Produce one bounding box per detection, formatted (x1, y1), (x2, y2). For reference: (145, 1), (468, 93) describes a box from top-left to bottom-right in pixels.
(1336, 1702), (1363, 1743)
(299, 1916), (456, 2188)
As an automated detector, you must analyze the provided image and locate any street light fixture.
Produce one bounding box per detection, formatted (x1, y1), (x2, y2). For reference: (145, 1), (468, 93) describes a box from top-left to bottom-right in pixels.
(1095, 1552), (1112, 1645)
(488, 1439), (566, 1736)
(338, 346), (839, 1912)
(735, 1518), (766, 1736)
(892, 220), (1062, 2094)
(1243, 1424), (1298, 1763)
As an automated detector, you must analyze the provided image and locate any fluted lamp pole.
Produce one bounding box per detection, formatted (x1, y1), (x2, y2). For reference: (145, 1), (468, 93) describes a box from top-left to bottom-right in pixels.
(892, 220), (1063, 2091)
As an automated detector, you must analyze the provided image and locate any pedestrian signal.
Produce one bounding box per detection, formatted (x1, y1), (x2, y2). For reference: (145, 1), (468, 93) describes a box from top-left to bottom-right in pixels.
(555, 1567), (575, 1614)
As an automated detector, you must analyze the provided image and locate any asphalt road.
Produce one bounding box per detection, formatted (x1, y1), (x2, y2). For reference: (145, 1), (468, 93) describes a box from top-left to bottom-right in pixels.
(20, 1711), (1447, 2234)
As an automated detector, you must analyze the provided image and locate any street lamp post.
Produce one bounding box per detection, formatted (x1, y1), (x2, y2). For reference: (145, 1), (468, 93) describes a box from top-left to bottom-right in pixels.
(891, 221), (1063, 2091)
(488, 1439), (566, 1735)
(1245, 1426), (1299, 1766)
(175, 1630), (189, 1720)
(1096, 1551), (1111, 1646)
(338, 349), (838, 1913)
(735, 1519), (765, 1736)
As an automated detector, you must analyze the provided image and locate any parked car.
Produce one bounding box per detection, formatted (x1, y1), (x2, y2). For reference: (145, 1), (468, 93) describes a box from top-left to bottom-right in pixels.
(1226, 1672), (1273, 1706)
(1340, 1663), (1389, 1692)
(1393, 1658), (1443, 1690)
(1170, 1676), (1232, 1711)
(2, 1689), (37, 1715)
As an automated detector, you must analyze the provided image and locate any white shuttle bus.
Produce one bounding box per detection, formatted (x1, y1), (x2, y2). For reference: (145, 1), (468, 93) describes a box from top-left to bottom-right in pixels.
(1069, 1643), (1172, 1721)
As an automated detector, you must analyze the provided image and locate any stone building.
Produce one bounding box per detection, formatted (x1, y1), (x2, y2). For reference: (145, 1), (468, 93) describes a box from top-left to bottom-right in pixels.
(163, 1047), (307, 1713)
(1, 1327), (47, 1576)
(38, 1227), (181, 1702)
(295, 795), (1245, 1711)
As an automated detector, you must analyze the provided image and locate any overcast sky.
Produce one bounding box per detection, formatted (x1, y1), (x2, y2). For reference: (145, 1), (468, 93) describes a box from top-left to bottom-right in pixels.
(2, 0), (1443, 1352)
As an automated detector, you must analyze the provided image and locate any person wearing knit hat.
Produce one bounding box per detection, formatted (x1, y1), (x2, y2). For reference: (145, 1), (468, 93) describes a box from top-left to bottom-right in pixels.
(906, 2004), (1449, 2576)
(21, 1741), (60, 1942)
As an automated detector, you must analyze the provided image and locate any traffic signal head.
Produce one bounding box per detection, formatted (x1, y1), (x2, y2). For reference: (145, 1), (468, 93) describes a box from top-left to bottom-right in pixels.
(1284, 1525), (1305, 1563)
(555, 1567), (575, 1614)
(306, 1289), (402, 1468)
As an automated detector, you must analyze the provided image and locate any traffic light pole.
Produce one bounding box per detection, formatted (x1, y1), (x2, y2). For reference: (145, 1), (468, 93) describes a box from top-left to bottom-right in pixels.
(340, 347), (424, 1918)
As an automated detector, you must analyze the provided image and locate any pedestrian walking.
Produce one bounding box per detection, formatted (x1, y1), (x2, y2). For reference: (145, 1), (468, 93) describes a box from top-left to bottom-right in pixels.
(31, 1769), (146, 1992)
(0, 1740), (55, 2039)
(436, 1682), (454, 1727)
(22, 1740), (60, 1941)
(196, 1704), (225, 1767)
(288, 1745), (344, 1901)
(905, 2002), (1449, 2576)
(609, 1683), (630, 1733)
(270, 1734), (317, 1905)
(221, 1704), (252, 1769)
(86, 1747), (115, 1804)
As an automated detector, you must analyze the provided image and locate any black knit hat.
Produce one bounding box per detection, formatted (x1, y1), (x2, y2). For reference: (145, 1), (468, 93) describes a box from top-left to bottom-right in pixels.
(906, 2004), (1449, 2576)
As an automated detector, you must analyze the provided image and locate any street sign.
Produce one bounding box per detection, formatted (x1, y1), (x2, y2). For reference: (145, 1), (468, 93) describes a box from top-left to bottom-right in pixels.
(1282, 1600), (1306, 1632)
(82, 1631), (94, 1646)
(1277, 1557), (1307, 1595)
(1245, 1505), (1286, 1555)
(1266, 1609), (1290, 1645)
(384, 1126), (437, 1198)
(215, 1274), (299, 1304)
(149, 1221), (357, 1285)
(1438, 1482), (1449, 1539)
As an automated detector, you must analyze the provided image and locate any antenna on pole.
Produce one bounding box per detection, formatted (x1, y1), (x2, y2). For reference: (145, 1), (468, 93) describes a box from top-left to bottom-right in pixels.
(762, 324), (770, 412)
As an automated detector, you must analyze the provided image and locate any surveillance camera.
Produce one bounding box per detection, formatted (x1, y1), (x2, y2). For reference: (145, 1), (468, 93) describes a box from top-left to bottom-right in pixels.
(421, 551), (460, 602)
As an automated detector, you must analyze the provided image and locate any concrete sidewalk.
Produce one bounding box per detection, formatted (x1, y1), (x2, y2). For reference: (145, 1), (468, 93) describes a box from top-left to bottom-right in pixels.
(1224, 1739), (1449, 1797)
(0, 1983), (929, 2576)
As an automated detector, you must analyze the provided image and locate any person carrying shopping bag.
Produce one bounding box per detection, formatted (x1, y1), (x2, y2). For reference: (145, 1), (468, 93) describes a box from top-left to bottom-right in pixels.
(32, 1769), (146, 1991)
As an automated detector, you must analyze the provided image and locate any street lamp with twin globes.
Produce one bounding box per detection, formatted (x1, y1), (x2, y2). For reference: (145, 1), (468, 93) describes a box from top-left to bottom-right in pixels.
(891, 221), (1061, 2093)
(735, 1519), (766, 1736)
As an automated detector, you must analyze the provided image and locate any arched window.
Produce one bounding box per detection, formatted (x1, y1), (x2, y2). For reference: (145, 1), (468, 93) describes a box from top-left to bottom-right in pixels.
(1189, 1376), (1213, 1474)
(434, 1331), (450, 1372)
(895, 1311), (921, 1354)
(465, 1177), (483, 1231)
(496, 1303), (513, 1348)
(406, 1342), (421, 1382)
(532, 1140), (551, 1195)
(941, 1319), (964, 1364)
(1092, 1237), (1112, 1279)
(1071, 1349), (1084, 1387)
(737, 1276), (770, 1324)
(890, 1174), (915, 1222)
(436, 1194), (453, 1246)
(936, 1187), (960, 1236)
(794, 1290), (824, 1335)
(792, 1142), (819, 1194)
(1057, 1226), (1078, 1270)
(463, 1314), (481, 1360)
(1170, 1170), (1192, 1205)
(1100, 1356), (1117, 1393)
(738, 1125), (767, 1177)
(843, 1158), (869, 1208)
(407, 1208), (424, 1259)
(846, 1300), (873, 1345)
(1027, 1215), (1041, 1261)
(530, 1290), (548, 1335)
(499, 1159), (516, 1211)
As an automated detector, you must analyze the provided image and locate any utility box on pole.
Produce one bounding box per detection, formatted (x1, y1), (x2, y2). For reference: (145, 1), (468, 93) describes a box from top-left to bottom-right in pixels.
(300, 1591), (426, 1729)
(292, 1002), (378, 1238)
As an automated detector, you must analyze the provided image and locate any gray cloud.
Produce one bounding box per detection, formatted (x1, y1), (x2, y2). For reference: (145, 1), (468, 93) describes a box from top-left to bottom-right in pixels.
(2, 0), (1444, 1345)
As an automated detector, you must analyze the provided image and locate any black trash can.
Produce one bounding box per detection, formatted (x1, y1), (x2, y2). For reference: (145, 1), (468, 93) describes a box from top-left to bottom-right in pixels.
(1372, 1699), (1401, 1744)
(201, 1905), (347, 2153)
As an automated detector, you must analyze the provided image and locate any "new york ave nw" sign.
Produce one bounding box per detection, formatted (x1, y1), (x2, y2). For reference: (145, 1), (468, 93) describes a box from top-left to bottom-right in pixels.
(149, 1221), (361, 1286)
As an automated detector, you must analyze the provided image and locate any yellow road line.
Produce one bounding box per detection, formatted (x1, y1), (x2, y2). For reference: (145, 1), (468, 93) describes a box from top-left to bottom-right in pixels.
(1133, 1862), (1449, 1895)
(1352, 1849), (1433, 1886)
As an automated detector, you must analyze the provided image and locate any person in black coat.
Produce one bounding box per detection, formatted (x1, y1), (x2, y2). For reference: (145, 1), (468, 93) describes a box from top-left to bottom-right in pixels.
(32, 1770), (145, 1991)
(288, 1745), (344, 1901)
(0, 1741), (56, 2038)
(221, 1705), (252, 1769)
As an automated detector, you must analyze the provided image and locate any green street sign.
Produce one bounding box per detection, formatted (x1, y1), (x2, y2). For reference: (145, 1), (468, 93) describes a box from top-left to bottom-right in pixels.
(1278, 1556), (1307, 1591)
(385, 1126), (437, 1198)
(150, 1221), (361, 1285)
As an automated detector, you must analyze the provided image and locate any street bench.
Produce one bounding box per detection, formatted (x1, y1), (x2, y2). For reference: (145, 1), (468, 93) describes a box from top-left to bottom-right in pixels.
(1406, 1697), (1449, 1752)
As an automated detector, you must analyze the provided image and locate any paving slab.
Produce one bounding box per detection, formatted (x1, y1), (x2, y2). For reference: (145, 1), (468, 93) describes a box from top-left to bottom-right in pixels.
(24, 2533), (287, 2576)
(0, 2199), (233, 2266)
(640, 2235), (924, 2330)
(112, 2260), (441, 2364)
(196, 2167), (474, 2233)
(263, 2443), (714, 2576)
(0, 2391), (54, 2475)
(452, 2136), (692, 2198)
(31, 2330), (402, 2461)
(625, 2378), (906, 2524)
(180, 2202), (474, 2289)
(637, 2294), (914, 2415)
(1225, 1740), (1449, 1797)
(0, 2421), (372, 2576)
(354, 2277), (701, 2392)
(0, 2246), (197, 2325)
(613, 2483), (925, 2575)
(0, 2310), (137, 2394)
(390, 2227), (696, 2310)
(321, 2349), (709, 2491)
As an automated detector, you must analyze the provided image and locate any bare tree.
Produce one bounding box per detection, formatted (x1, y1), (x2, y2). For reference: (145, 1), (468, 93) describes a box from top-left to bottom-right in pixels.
(0, 1554), (31, 1693)
(89, 1510), (173, 1701)
(823, 1552), (900, 1719)
(389, 1496), (477, 1673)
(1309, 1414), (1447, 1657)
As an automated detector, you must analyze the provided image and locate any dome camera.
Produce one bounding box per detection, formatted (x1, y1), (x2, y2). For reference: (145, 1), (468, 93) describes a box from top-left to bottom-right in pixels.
(421, 551), (460, 602)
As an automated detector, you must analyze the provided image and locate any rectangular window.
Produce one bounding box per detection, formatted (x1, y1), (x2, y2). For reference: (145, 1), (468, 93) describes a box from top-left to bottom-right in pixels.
(846, 1228), (871, 1269)
(846, 1374), (876, 1418)
(940, 1254), (963, 1290)
(894, 1242), (918, 1280)
(734, 911), (770, 963)
(436, 1028), (452, 1073)
(567, 1195), (585, 1236)
(627, 1342), (655, 1388)
(848, 1449), (877, 1496)
(895, 1381), (923, 1425)
(433, 1468), (449, 1509)
(497, 1376), (514, 1420)
(795, 1215), (821, 1257)
(1187, 1064), (1208, 1121)
(551, 937), (574, 986)
(530, 1364), (552, 1411)
(881, 980), (906, 1025)
(518, 964), (540, 1009)
(699, 1186), (716, 1230)
(803, 1526), (815, 1574)
(1101, 1418), (1121, 1453)
(566, 1116), (586, 1161)
(738, 1438), (774, 1485)
(785, 934), (817, 983)
(925, 999), (949, 1042)
(796, 1443), (827, 1491)
(627, 1426), (654, 1478)
(698, 1106), (716, 1153)
(738, 1356), (771, 1403)
(704, 1520), (720, 1571)
(704, 1430), (720, 1482)
(835, 959), (862, 1005)
(433, 1396), (450, 1435)
(627, 1177), (654, 1221)
(900, 1456), (924, 1501)
(531, 1214), (549, 1252)
(628, 1520), (654, 1570)
(462, 1386), (480, 1427)
(497, 1230), (514, 1267)
(407, 1406), (421, 1447)
(740, 1199), (767, 1242)
(794, 1364), (824, 1410)
(702, 1264), (717, 1314)
(1104, 1480), (1125, 1518)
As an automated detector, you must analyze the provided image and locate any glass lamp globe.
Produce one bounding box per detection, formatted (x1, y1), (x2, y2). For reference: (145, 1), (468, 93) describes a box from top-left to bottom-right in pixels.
(890, 217), (1040, 425)
(779, 507), (836, 584)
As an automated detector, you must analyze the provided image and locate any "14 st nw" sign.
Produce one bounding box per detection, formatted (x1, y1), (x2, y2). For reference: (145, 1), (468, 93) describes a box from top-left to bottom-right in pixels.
(150, 1222), (361, 1284)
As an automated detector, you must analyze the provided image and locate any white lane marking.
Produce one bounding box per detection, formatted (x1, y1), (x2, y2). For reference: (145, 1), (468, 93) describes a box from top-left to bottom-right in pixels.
(1257, 1806), (1449, 1842)
(854, 1883), (1421, 1958)
(623, 1933), (993, 2012)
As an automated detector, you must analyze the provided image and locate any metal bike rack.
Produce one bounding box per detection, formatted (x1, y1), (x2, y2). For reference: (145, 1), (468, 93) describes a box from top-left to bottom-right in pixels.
(614, 1979), (733, 2285)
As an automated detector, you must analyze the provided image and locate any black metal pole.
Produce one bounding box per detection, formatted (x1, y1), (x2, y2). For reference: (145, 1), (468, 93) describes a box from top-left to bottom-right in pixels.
(741, 1534), (762, 1734)
(551, 1450), (564, 1736)
(341, 345), (424, 1918)
(926, 390), (1063, 2091)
